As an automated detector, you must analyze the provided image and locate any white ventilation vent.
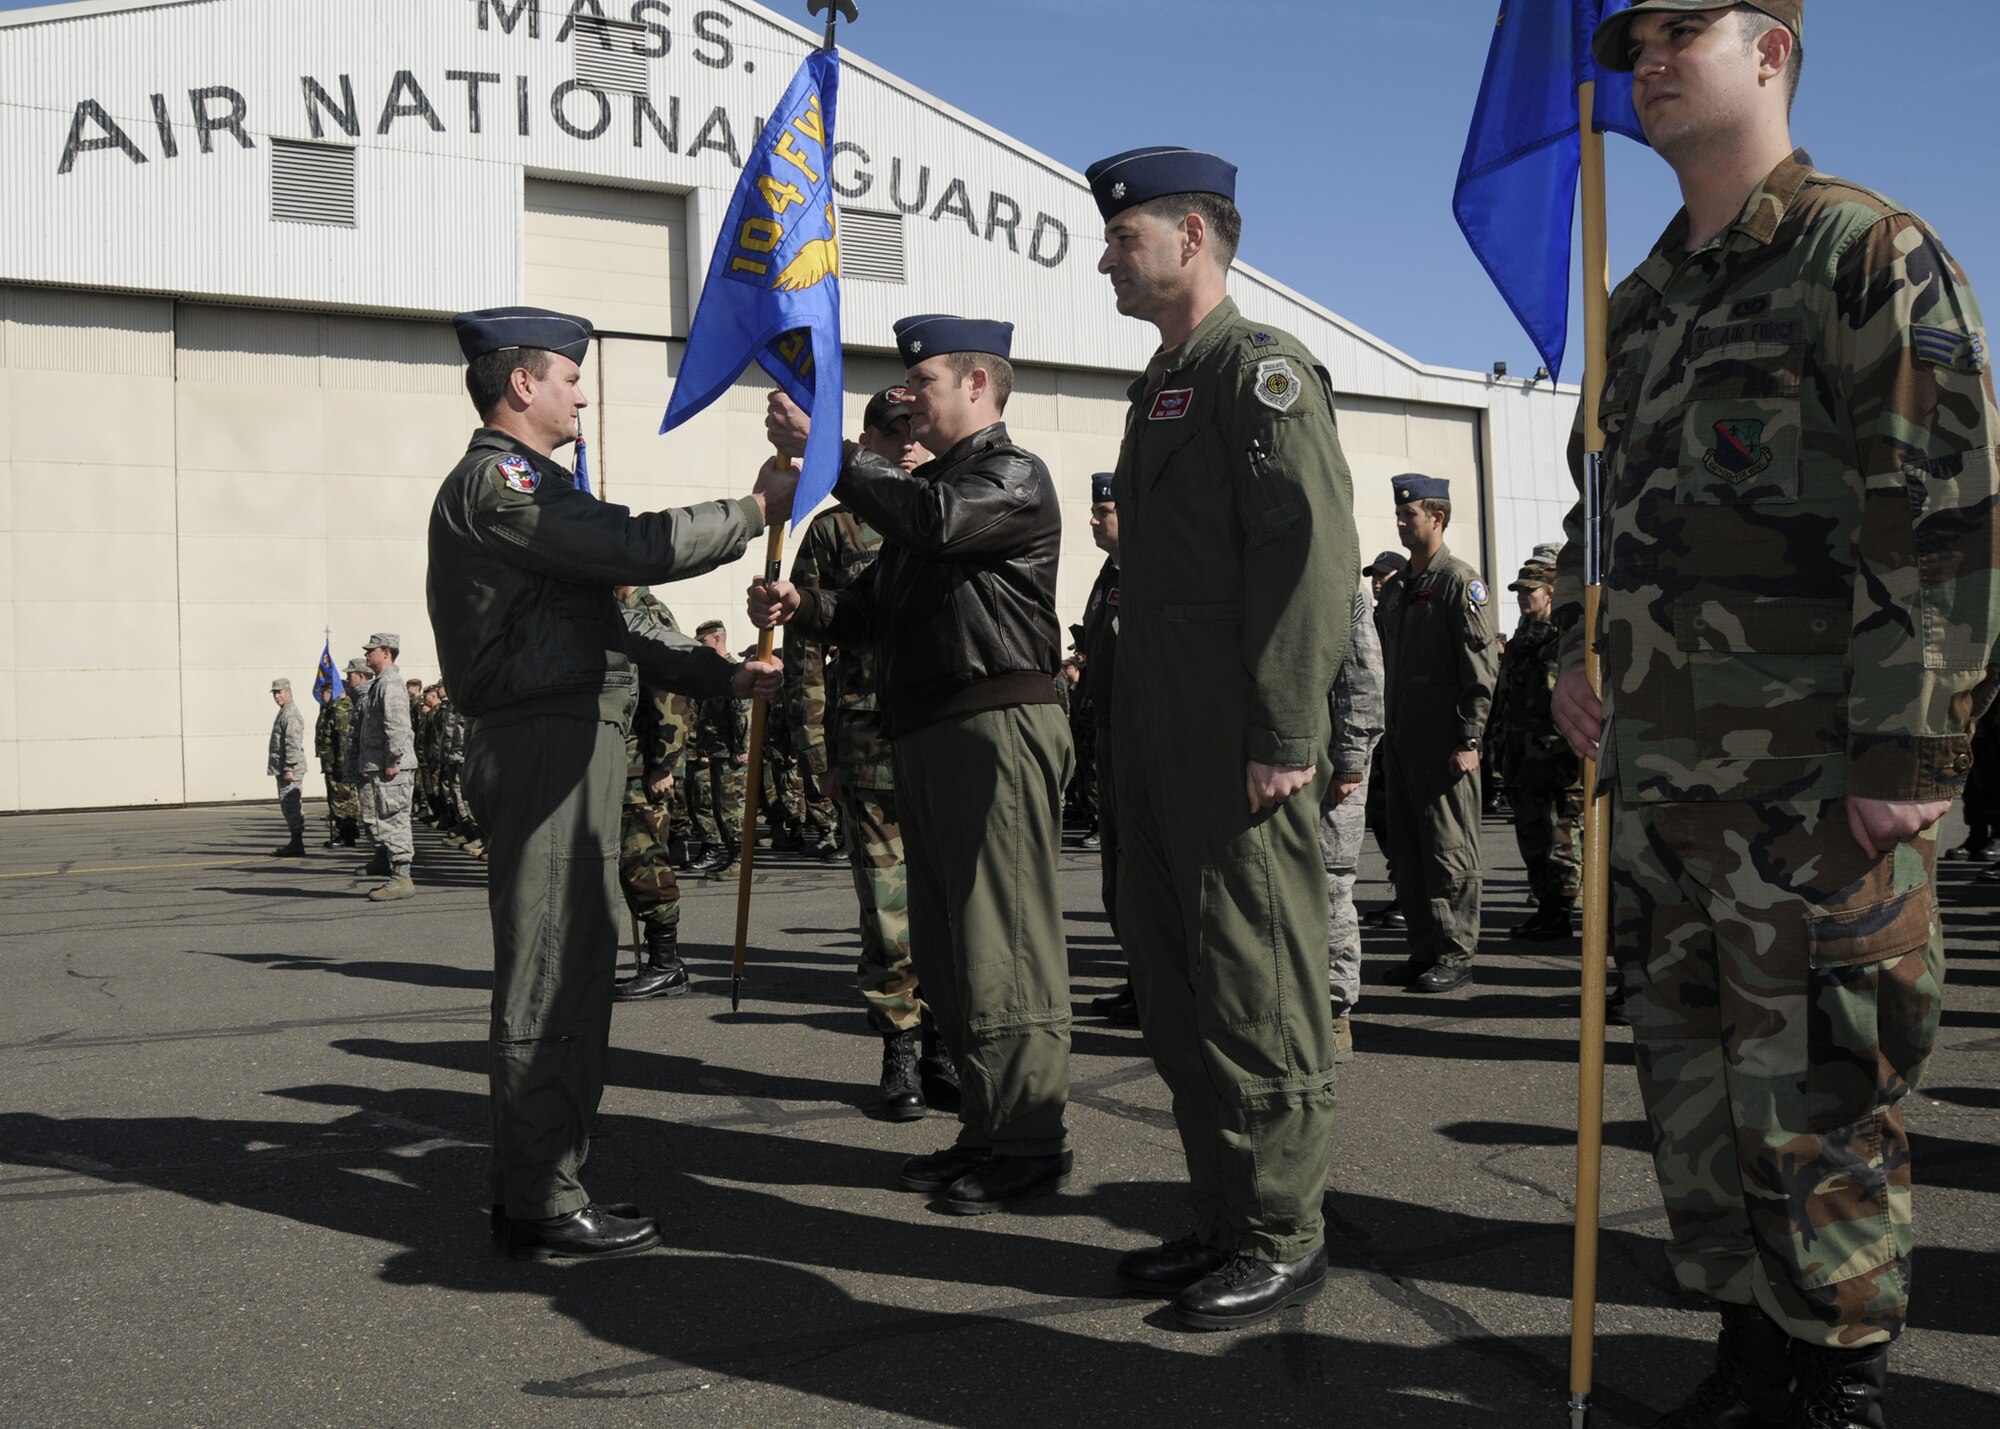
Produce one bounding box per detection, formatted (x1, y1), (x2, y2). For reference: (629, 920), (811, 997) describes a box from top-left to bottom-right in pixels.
(575, 15), (650, 93)
(271, 139), (356, 227)
(838, 207), (905, 284)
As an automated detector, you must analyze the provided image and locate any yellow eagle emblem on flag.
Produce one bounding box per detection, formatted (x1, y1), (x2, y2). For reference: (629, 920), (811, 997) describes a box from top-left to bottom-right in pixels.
(772, 207), (839, 293)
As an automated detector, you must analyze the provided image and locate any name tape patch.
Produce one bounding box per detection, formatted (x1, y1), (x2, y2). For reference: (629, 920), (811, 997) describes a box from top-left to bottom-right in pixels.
(1149, 388), (1194, 421)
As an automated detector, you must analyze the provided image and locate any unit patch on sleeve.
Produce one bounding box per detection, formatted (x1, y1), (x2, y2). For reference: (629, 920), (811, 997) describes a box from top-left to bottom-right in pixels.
(1467, 579), (1489, 607)
(1149, 388), (1194, 421)
(1253, 358), (1302, 412)
(496, 455), (541, 494)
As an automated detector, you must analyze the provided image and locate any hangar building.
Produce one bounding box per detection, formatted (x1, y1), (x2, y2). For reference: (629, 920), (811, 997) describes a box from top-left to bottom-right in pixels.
(0, 0), (1577, 812)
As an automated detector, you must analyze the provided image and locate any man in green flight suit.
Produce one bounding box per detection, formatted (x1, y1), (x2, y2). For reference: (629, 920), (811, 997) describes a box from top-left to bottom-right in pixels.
(784, 385), (958, 1119)
(427, 305), (790, 1262)
(1375, 476), (1498, 994)
(1085, 146), (1358, 1330)
(754, 314), (1074, 1216)
(1554, 5), (2000, 1422)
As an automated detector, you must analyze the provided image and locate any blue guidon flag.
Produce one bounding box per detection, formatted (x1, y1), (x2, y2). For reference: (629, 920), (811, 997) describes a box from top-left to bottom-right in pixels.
(311, 637), (339, 705)
(660, 47), (844, 526)
(572, 429), (592, 496)
(1453, 0), (1647, 380)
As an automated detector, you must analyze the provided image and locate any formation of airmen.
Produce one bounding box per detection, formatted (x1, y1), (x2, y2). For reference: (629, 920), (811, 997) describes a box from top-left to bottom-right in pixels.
(246, 6), (1994, 1424)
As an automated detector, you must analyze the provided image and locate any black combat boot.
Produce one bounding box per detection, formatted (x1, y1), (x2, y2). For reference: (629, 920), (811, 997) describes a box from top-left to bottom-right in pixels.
(356, 846), (391, 878)
(1787, 1341), (1888, 1429)
(337, 818), (360, 846)
(1651, 1302), (1793, 1428)
(1514, 898), (1577, 941)
(878, 1030), (924, 1121)
(687, 845), (732, 877)
(918, 1027), (961, 1113)
(614, 924), (689, 1002)
(273, 836), (306, 858)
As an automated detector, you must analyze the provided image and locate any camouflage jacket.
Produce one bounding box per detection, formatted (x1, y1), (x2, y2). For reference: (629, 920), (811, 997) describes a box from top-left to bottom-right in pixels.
(620, 588), (692, 800)
(785, 506), (892, 788)
(692, 668), (748, 763)
(1556, 151), (2000, 804)
(437, 700), (467, 765)
(1327, 581), (1385, 781)
(355, 662), (416, 775)
(267, 703), (307, 779)
(1496, 615), (1579, 792)
(314, 694), (354, 783)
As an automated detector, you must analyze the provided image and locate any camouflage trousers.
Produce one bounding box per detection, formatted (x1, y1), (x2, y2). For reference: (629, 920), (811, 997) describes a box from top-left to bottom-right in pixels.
(688, 759), (745, 849)
(1612, 797), (1943, 1349)
(667, 754), (693, 846)
(361, 771), (414, 868)
(764, 755), (801, 830)
(799, 766), (839, 843)
(275, 778), (304, 838)
(1509, 781), (1583, 903)
(836, 780), (923, 1035)
(325, 776), (359, 822)
(619, 799), (681, 930)
(1318, 766), (1372, 1019)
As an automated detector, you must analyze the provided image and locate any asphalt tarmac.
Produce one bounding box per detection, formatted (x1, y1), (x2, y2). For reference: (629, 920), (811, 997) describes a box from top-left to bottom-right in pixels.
(0, 800), (1994, 1427)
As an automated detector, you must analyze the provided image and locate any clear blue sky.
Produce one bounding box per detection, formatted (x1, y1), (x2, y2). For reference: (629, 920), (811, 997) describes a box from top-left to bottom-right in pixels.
(7, 0), (1997, 381)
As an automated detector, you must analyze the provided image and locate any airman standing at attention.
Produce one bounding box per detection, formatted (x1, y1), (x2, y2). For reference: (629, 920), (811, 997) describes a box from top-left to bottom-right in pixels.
(686, 620), (747, 880)
(1078, 472), (1134, 1026)
(1085, 145), (1358, 1329)
(267, 677), (308, 858)
(1375, 476), (1498, 994)
(612, 585), (693, 1003)
(355, 634), (418, 902)
(1552, 6), (2000, 1421)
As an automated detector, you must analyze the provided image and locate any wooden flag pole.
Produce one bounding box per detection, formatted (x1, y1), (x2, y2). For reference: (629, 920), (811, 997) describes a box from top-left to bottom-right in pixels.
(730, 517), (788, 1012)
(1568, 78), (1615, 1429)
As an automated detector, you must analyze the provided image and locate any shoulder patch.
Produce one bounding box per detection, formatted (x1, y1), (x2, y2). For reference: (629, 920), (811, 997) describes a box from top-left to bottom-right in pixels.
(1252, 357), (1302, 412)
(1467, 579), (1489, 607)
(496, 454), (540, 494)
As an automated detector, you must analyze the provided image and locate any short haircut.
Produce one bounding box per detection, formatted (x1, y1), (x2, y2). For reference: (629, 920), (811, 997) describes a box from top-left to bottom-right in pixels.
(1420, 498), (1452, 529)
(466, 346), (553, 421)
(1736, 4), (1802, 109)
(1135, 191), (1242, 269)
(944, 351), (1014, 413)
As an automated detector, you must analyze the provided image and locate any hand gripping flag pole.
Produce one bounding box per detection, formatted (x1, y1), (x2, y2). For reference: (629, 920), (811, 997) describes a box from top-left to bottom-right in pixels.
(1452, 5), (1642, 1422)
(656, 0), (856, 1012)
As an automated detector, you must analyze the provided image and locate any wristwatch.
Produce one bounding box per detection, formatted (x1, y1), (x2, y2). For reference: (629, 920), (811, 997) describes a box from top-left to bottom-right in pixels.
(1460, 737), (1482, 752)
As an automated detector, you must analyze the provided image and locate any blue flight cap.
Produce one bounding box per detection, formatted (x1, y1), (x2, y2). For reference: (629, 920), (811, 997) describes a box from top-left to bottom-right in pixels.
(452, 306), (593, 365)
(893, 314), (1014, 368)
(1090, 472), (1116, 504)
(1392, 474), (1452, 505)
(1085, 146), (1238, 221)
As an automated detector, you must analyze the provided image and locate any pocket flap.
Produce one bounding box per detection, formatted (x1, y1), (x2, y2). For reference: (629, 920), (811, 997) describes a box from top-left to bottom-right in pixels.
(1807, 883), (1934, 969)
(1673, 596), (1846, 654)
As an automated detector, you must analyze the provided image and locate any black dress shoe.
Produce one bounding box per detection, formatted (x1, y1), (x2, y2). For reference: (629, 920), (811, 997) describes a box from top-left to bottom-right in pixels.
(898, 1144), (996, 1193)
(1360, 903), (1400, 928)
(878, 1030), (925, 1121)
(1945, 839), (1993, 863)
(1173, 1247), (1327, 1329)
(491, 1201), (639, 1242)
(1117, 1234), (1227, 1296)
(937, 1151), (1072, 1215)
(501, 1203), (662, 1261)
(1413, 961), (1475, 993)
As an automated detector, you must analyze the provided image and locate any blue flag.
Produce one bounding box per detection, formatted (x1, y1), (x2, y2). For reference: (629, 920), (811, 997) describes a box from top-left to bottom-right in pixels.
(1453, 0), (1647, 380)
(311, 638), (338, 705)
(661, 47), (843, 526)
(573, 430), (592, 496)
